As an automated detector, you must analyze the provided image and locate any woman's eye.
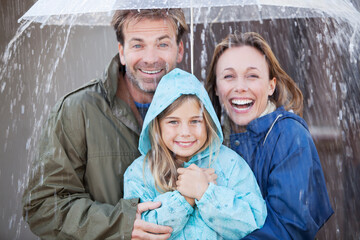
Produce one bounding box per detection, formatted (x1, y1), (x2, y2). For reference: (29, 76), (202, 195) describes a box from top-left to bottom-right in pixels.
(224, 74), (233, 79)
(169, 121), (178, 125)
(247, 74), (259, 79)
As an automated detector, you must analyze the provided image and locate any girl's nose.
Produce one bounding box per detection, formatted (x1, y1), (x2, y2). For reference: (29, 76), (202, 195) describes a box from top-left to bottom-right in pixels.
(179, 124), (191, 136)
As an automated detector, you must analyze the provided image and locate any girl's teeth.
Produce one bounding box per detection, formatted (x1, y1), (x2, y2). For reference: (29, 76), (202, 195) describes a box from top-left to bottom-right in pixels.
(177, 142), (193, 146)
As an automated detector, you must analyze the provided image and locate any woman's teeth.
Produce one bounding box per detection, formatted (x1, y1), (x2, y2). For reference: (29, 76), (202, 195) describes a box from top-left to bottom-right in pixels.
(231, 99), (253, 107)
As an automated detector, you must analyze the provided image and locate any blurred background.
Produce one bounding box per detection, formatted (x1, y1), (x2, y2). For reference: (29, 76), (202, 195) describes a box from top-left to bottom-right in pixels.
(1, 0), (359, 239)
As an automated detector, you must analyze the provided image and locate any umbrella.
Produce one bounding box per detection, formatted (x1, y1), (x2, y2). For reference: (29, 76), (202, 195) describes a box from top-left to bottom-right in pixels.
(18, 0), (360, 73)
(19, 0), (359, 26)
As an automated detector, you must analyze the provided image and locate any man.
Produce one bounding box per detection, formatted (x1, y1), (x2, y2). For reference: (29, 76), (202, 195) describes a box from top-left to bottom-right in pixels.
(22, 9), (188, 240)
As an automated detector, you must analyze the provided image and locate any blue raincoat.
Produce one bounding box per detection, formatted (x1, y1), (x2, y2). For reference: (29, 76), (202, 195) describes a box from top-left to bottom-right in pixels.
(226, 107), (333, 239)
(124, 68), (267, 239)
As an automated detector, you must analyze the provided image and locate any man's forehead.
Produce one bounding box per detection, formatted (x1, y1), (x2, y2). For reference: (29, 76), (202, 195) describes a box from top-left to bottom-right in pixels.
(124, 18), (177, 38)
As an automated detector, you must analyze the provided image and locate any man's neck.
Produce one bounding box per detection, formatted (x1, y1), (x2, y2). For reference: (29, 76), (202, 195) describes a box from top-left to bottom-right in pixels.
(124, 75), (154, 104)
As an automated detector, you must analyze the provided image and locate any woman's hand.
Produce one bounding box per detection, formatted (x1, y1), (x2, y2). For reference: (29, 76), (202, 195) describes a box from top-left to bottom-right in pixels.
(176, 164), (212, 201)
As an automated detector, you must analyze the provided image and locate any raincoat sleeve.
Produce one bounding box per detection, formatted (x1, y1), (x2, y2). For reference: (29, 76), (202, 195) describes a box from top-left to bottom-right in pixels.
(124, 159), (194, 239)
(195, 148), (267, 239)
(22, 97), (138, 240)
(243, 121), (333, 240)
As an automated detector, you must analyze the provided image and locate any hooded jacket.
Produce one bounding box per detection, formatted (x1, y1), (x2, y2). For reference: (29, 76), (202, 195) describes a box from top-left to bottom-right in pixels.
(124, 68), (267, 240)
(22, 55), (140, 239)
(223, 107), (333, 239)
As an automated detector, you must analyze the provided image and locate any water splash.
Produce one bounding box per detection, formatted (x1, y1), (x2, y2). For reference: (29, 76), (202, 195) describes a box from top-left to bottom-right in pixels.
(1, 0), (360, 239)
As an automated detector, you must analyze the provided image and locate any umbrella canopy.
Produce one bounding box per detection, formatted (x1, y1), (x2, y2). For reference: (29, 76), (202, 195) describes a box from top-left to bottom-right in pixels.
(19, 0), (359, 26)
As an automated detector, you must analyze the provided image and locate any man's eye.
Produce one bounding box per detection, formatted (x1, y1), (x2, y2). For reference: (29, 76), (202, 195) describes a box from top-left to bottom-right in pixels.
(133, 44), (142, 49)
(159, 43), (169, 48)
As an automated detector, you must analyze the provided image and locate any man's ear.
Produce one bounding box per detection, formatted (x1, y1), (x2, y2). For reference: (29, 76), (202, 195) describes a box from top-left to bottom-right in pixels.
(176, 41), (184, 63)
(118, 43), (126, 65)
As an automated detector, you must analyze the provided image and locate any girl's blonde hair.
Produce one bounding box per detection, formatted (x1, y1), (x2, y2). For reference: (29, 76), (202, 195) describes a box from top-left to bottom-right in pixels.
(206, 32), (303, 117)
(145, 94), (220, 192)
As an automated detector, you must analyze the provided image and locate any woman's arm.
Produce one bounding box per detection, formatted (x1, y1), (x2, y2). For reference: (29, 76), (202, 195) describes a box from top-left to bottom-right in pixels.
(243, 121), (333, 240)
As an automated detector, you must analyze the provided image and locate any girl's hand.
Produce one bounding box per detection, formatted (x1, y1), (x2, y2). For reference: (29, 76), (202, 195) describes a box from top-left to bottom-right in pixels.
(183, 196), (195, 207)
(202, 168), (218, 185)
(176, 164), (209, 200)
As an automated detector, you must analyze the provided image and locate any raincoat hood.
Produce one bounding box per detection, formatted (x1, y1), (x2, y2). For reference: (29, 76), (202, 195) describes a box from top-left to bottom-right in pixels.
(138, 68), (223, 158)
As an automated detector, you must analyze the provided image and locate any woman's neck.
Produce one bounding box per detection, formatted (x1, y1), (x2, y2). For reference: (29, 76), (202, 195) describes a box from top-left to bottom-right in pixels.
(230, 121), (247, 133)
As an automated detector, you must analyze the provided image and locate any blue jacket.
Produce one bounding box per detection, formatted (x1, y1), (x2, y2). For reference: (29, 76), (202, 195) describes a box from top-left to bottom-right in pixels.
(225, 106), (333, 239)
(124, 68), (267, 239)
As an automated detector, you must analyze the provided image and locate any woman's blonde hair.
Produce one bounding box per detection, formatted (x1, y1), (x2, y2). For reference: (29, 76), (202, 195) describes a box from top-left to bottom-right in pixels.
(145, 94), (220, 192)
(205, 32), (303, 118)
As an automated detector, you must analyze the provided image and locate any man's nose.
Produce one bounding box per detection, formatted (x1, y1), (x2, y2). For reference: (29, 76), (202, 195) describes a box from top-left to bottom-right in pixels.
(142, 47), (159, 64)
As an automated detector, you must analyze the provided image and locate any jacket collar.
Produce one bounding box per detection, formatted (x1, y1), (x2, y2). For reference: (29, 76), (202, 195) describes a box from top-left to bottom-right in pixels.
(102, 54), (142, 135)
(102, 54), (124, 108)
(224, 106), (308, 143)
(223, 106), (287, 144)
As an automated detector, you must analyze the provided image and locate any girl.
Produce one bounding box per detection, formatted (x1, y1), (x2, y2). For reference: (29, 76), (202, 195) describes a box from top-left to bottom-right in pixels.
(124, 68), (267, 239)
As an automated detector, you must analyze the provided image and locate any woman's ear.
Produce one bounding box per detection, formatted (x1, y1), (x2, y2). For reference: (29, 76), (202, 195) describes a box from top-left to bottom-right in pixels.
(268, 77), (276, 96)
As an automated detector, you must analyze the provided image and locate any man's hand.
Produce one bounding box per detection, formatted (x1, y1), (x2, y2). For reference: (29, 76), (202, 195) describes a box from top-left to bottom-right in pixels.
(131, 202), (172, 240)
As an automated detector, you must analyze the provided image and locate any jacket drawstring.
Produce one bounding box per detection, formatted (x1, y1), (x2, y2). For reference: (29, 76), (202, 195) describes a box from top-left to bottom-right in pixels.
(263, 114), (283, 145)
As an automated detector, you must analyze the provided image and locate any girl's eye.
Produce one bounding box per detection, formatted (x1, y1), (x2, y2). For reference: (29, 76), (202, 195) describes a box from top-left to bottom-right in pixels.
(191, 119), (202, 124)
(168, 120), (178, 125)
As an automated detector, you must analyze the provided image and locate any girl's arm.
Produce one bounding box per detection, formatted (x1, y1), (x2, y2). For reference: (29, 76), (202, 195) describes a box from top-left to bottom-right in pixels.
(124, 159), (194, 238)
(195, 149), (267, 239)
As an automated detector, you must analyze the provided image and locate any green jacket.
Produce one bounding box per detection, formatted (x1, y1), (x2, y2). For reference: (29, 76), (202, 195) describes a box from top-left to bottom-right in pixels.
(22, 54), (141, 239)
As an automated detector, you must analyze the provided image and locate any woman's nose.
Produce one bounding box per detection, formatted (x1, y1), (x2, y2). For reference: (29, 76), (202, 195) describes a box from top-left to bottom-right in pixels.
(234, 77), (249, 92)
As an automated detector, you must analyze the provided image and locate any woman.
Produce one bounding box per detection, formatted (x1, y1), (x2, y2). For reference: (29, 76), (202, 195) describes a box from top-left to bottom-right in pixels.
(205, 32), (333, 239)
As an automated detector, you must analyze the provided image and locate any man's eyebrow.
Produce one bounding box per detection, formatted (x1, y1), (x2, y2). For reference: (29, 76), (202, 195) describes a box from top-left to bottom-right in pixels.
(129, 38), (143, 42)
(158, 35), (171, 41)
(128, 35), (172, 43)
